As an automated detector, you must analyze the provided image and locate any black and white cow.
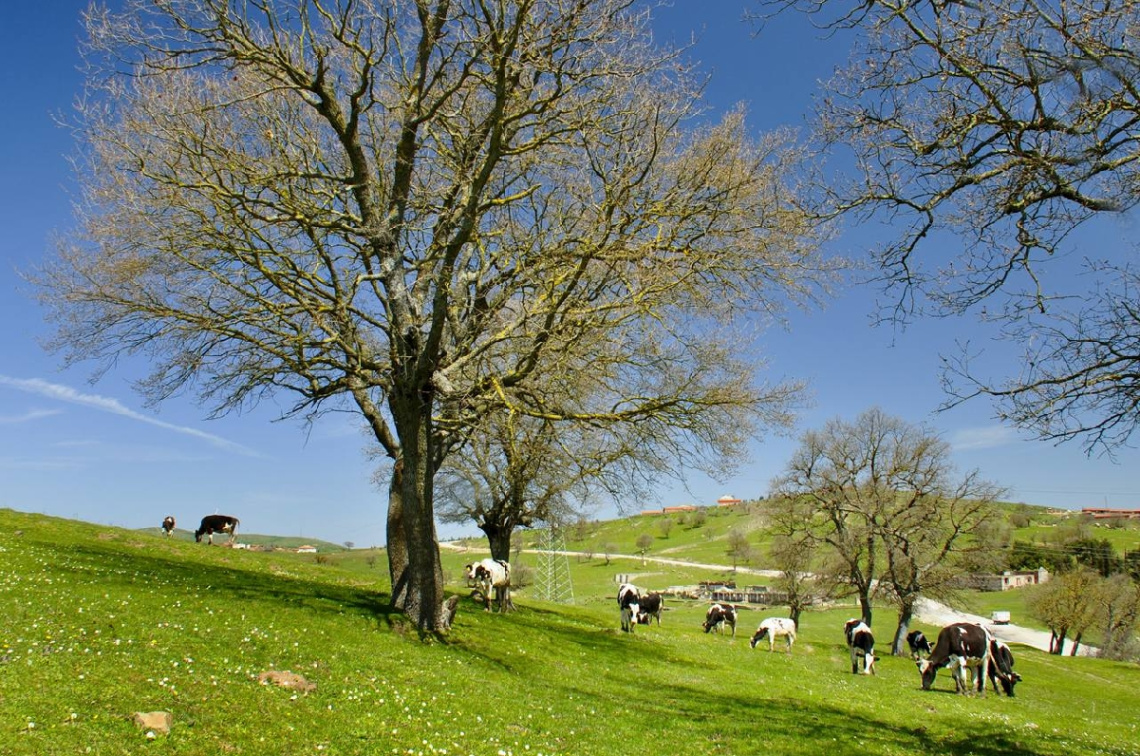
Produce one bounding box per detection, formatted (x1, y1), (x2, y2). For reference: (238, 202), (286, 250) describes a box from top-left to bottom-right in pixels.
(195, 514), (239, 544)
(906, 629), (933, 659)
(618, 583), (642, 632)
(986, 638), (1022, 696)
(635, 592), (664, 626)
(702, 603), (737, 636)
(161, 515), (176, 538)
(844, 619), (877, 675)
(916, 622), (993, 695)
(464, 559), (511, 612)
(749, 617), (797, 652)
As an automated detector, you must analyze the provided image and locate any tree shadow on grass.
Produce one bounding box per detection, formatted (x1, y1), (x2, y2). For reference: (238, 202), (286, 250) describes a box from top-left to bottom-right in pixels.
(54, 542), (398, 622)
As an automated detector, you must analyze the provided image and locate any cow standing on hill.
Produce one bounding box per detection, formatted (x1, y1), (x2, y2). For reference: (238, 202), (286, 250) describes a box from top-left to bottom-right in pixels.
(702, 603), (737, 636)
(618, 583), (642, 632)
(906, 630), (932, 658)
(635, 592), (664, 626)
(161, 516), (176, 538)
(845, 619), (877, 675)
(195, 514), (239, 544)
(749, 617), (797, 652)
(987, 639), (1022, 696)
(464, 559), (512, 612)
(916, 622), (993, 695)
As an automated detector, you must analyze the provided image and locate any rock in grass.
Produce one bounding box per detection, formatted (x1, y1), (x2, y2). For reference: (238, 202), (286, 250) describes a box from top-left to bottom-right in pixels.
(132, 711), (172, 735)
(258, 670), (316, 693)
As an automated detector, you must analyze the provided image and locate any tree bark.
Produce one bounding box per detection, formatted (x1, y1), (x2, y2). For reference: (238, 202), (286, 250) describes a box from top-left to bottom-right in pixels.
(480, 521), (514, 564)
(387, 459), (410, 610)
(390, 389), (446, 632)
(891, 600), (915, 656)
(857, 585), (874, 628)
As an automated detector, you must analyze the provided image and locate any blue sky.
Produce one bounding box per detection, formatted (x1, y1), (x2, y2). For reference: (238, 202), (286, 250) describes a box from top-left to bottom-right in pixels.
(2, 2), (1137, 546)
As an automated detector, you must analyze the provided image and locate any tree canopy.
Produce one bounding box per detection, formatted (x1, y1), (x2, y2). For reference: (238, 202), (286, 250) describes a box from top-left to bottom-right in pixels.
(761, 0), (1140, 452)
(38, 0), (834, 630)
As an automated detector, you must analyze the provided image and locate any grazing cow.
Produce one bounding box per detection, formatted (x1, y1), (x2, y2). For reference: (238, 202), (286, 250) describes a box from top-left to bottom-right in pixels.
(702, 603), (737, 637)
(906, 629), (932, 659)
(161, 516), (176, 538)
(617, 583), (642, 632)
(986, 639), (1022, 696)
(464, 559), (511, 612)
(916, 622), (993, 695)
(635, 592), (664, 626)
(749, 617), (797, 652)
(195, 514), (239, 545)
(845, 619), (877, 675)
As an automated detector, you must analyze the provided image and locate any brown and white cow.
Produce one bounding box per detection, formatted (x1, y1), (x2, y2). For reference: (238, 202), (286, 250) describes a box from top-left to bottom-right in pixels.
(916, 622), (993, 695)
(464, 559), (511, 612)
(635, 592), (664, 626)
(986, 638), (1022, 696)
(161, 515), (176, 538)
(702, 603), (737, 637)
(195, 514), (239, 545)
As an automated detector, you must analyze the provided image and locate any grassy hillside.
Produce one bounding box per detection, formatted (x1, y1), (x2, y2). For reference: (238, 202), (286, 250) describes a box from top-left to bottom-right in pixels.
(1, 508), (1137, 756)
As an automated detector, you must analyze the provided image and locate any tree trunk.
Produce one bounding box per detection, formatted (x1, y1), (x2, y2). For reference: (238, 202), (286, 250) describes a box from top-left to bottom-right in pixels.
(1052, 628), (1068, 655)
(857, 587), (873, 628)
(1070, 632), (1083, 656)
(480, 521), (514, 564)
(387, 459), (410, 610)
(390, 391), (446, 632)
(892, 599), (915, 656)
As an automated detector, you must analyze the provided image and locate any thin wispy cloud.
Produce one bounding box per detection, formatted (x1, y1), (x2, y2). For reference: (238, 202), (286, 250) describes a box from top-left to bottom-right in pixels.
(948, 425), (1020, 452)
(0, 375), (260, 457)
(0, 408), (62, 424)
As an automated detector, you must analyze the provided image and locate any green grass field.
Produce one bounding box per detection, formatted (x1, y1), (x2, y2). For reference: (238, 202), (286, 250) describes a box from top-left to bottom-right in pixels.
(2, 507), (1137, 756)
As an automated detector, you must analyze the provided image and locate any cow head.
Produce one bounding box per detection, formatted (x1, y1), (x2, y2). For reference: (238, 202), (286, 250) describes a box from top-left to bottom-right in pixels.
(702, 607), (721, 633)
(194, 529), (204, 543)
(916, 658), (938, 690)
(749, 627), (769, 648)
(997, 670), (1022, 696)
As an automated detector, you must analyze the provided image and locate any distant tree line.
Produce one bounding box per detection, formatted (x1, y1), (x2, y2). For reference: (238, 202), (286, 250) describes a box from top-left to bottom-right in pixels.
(1008, 539), (1140, 581)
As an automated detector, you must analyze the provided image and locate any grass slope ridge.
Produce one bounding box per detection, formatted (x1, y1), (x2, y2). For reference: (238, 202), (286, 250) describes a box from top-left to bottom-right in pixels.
(1, 508), (1137, 756)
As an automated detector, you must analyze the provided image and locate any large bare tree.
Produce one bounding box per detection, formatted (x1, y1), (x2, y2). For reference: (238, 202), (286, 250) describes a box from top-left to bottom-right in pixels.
(770, 407), (1001, 644)
(759, 0), (1140, 452)
(38, 0), (833, 631)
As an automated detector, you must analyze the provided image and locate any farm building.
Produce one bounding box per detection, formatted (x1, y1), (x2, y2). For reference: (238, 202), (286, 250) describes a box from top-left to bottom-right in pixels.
(1081, 507), (1140, 520)
(966, 567), (1050, 592)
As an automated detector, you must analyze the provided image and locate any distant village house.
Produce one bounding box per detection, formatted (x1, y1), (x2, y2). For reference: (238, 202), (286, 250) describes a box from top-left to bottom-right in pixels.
(966, 567), (1050, 592)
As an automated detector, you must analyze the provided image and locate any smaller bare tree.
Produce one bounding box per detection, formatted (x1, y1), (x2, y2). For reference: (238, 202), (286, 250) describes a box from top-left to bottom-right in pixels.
(726, 529), (754, 572)
(769, 534), (824, 628)
(635, 534), (654, 566)
(1028, 568), (1103, 655)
